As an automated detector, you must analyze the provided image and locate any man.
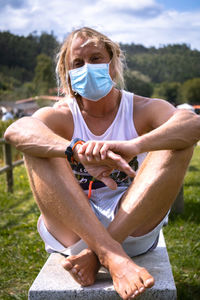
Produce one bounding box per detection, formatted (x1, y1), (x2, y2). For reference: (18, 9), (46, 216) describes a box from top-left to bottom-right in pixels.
(4, 27), (200, 299)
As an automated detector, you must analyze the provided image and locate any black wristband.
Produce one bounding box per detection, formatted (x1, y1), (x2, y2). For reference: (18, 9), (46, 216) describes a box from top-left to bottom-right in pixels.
(65, 138), (85, 163)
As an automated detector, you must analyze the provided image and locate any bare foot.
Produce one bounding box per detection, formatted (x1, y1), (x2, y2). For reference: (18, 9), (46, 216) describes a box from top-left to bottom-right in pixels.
(62, 248), (100, 286)
(99, 244), (154, 299)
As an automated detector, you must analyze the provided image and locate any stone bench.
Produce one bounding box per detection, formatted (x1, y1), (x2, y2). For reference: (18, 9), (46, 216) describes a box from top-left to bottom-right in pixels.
(28, 230), (177, 299)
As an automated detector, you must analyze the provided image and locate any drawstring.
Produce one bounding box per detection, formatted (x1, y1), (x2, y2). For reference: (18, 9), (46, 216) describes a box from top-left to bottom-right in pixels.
(88, 177), (95, 199)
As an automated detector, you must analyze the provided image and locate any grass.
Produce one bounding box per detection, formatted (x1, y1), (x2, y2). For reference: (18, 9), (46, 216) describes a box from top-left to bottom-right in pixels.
(163, 145), (200, 300)
(0, 146), (200, 300)
(0, 165), (48, 299)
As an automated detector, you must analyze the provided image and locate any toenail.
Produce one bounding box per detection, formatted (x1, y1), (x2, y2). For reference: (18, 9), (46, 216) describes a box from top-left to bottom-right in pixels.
(139, 287), (145, 292)
(134, 290), (139, 295)
(145, 279), (152, 285)
(72, 268), (77, 274)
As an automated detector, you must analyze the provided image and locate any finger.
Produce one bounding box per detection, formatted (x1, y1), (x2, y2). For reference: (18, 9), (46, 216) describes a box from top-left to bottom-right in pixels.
(100, 143), (111, 160)
(102, 169), (113, 177)
(107, 151), (136, 177)
(99, 176), (117, 190)
(78, 142), (88, 154)
(93, 143), (103, 161)
(85, 142), (95, 161)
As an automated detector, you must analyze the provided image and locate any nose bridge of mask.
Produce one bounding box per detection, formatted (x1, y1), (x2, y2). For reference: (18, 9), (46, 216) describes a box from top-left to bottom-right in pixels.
(68, 62), (113, 101)
(69, 61), (110, 76)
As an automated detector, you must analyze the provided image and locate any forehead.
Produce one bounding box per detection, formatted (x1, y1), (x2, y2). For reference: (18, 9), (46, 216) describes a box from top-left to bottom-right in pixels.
(69, 36), (108, 59)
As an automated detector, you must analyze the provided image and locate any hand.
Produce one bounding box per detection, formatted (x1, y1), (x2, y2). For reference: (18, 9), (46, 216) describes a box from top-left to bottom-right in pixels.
(79, 140), (139, 164)
(76, 141), (137, 189)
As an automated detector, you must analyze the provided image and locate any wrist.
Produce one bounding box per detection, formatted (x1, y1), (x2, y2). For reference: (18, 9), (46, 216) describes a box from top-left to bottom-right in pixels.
(134, 134), (150, 154)
(128, 138), (142, 155)
(65, 138), (85, 164)
(73, 143), (82, 162)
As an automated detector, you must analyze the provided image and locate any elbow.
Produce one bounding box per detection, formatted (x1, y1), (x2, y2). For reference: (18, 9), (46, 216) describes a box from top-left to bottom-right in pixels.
(179, 110), (200, 145)
(190, 113), (200, 145)
(4, 118), (26, 146)
(4, 125), (13, 144)
(196, 115), (200, 142)
(4, 125), (18, 146)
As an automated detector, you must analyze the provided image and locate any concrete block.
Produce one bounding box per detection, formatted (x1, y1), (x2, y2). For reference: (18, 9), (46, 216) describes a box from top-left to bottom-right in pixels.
(28, 230), (176, 299)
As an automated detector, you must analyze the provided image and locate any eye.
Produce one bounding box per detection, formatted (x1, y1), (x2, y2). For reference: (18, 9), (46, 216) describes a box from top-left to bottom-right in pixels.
(91, 56), (101, 63)
(73, 59), (84, 68)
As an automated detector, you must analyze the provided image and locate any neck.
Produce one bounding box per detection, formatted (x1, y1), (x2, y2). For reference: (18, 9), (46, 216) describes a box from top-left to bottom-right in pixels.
(79, 88), (121, 118)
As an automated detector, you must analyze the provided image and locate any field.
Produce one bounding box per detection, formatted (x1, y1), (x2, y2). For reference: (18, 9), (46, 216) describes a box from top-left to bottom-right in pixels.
(0, 146), (200, 299)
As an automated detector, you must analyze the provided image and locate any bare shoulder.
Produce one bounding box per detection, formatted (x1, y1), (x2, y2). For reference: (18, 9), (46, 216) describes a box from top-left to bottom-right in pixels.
(133, 94), (176, 134)
(33, 101), (74, 139)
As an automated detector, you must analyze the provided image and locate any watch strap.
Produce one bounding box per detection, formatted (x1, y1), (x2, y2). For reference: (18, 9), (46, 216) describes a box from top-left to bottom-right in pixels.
(65, 138), (85, 163)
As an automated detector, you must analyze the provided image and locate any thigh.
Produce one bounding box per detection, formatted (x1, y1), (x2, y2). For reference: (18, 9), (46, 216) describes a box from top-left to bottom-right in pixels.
(110, 148), (193, 239)
(24, 155), (81, 247)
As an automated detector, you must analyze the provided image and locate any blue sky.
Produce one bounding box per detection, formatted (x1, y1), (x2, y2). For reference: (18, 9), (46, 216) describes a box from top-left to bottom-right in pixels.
(157, 0), (200, 12)
(0, 0), (200, 50)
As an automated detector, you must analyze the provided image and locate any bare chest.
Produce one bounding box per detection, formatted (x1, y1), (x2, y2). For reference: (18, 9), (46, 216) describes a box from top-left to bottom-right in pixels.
(82, 113), (116, 136)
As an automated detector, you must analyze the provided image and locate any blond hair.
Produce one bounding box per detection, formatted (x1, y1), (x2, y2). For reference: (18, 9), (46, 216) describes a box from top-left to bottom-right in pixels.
(56, 27), (125, 99)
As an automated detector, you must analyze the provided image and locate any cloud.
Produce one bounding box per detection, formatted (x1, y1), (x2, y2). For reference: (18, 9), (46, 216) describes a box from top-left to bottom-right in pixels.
(100, 0), (163, 18)
(0, 0), (200, 50)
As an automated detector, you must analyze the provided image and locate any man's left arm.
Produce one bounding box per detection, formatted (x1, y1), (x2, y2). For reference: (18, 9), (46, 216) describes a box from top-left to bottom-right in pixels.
(78, 99), (200, 178)
(133, 99), (200, 154)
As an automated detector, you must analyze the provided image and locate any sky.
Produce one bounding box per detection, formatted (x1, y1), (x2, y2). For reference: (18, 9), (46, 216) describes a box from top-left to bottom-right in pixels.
(0, 0), (200, 50)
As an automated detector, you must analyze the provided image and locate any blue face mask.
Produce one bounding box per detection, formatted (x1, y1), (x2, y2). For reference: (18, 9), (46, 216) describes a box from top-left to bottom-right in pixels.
(69, 63), (114, 101)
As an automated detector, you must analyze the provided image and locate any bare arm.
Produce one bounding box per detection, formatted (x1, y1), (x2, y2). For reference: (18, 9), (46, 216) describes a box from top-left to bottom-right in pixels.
(134, 101), (200, 154)
(4, 106), (74, 157)
(4, 105), (134, 188)
(79, 99), (200, 160)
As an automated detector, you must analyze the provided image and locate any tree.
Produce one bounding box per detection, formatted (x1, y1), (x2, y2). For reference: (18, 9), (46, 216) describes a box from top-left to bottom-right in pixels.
(181, 78), (200, 105)
(124, 70), (153, 97)
(39, 32), (59, 58)
(33, 54), (56, 94)
(153, 82), (181, 105)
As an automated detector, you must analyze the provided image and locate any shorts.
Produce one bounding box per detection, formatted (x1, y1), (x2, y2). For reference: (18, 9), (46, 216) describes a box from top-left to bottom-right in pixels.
(37, 186), (169, 257)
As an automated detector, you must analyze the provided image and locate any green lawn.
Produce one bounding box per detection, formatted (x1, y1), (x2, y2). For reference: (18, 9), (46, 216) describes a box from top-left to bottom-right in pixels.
(0, 147), (200, 300)
(163, 145), (200, 300)
(0, 164), (48, 299)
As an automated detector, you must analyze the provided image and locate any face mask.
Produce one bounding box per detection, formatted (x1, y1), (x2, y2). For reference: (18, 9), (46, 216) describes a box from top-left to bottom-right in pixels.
(69, 63), (114, 101)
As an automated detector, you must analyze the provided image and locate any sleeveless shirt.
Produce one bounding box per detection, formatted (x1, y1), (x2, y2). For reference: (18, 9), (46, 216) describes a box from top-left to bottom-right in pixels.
(67, 90), (146, 193)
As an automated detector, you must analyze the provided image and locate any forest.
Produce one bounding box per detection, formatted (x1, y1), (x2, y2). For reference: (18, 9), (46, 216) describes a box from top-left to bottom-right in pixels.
(0, 30), (200, 106)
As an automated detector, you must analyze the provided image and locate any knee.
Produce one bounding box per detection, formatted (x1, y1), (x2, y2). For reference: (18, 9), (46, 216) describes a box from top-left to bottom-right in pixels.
(24, 155), (71, 184)
(173, 146), (194, 163)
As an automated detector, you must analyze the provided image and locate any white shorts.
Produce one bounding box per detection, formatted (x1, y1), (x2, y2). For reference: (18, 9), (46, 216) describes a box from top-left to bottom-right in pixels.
(37, 186), (169, 257)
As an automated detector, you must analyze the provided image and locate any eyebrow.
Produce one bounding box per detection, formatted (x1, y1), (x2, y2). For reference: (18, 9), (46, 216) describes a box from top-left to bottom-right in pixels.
(72, 51), (103, 62)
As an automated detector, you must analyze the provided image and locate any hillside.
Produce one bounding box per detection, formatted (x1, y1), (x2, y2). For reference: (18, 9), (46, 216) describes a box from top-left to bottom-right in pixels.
(1, 31), (200, 104)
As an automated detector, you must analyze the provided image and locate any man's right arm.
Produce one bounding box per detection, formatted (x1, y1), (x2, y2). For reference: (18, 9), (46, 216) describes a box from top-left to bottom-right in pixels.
(4, 106), (74, 158)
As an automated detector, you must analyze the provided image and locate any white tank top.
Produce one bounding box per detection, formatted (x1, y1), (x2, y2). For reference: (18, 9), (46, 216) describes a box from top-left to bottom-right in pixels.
(67, 90), (146, 192)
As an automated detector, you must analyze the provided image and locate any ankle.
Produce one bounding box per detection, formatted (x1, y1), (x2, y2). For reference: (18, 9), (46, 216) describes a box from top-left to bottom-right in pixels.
(97, 240), (124, 268)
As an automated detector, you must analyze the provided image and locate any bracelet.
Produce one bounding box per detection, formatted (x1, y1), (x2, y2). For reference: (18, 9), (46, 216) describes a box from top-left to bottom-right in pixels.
(65, 138), (85, 163)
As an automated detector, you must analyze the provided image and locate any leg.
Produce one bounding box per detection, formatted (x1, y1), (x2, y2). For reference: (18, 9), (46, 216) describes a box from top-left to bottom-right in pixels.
(24, 155), (85, 247)
(108, 147), (194, 242)
(24, 155), (151, 298)
(24, 147), (193, 299)
(24, 155), (101, 285)
(67, 147), (193, 296)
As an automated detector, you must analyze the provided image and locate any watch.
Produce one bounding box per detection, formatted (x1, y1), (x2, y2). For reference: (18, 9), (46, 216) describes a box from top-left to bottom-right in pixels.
(65, 138), (85, 163)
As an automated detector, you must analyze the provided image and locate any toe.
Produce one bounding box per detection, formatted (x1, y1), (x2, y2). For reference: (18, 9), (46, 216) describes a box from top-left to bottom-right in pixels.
(139, 268), (154, 288)
(127, 284), (139, 299)
(144, 277), (154, 288)
(134, 278), (145, 293)
(61, 259), (73, 270)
